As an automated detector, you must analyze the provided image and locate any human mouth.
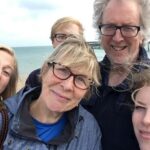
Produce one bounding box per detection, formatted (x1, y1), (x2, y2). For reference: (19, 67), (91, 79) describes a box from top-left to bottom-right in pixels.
(111, 45), (127, 51)
(52, 90), (70, 102)
(140, 130), (150, 140)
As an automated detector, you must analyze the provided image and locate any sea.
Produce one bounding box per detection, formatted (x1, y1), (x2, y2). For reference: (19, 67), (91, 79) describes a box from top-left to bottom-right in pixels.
(13, 45), (150, 78)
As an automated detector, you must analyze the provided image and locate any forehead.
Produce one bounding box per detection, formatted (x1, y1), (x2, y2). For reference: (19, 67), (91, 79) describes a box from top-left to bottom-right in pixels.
(59, 61), (91, 77)
(136, 86), (150, 103)
(56, 23), (80, 35)
(0, 51), (14, 69)
(70, 66), (92, 79)
(102, 0), (140, 24)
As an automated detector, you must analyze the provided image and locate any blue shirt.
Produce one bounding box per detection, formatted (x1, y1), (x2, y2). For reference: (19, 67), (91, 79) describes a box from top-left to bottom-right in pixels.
(32, 113), (67, 142)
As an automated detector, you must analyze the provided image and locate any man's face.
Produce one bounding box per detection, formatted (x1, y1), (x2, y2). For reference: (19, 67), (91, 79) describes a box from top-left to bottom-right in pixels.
(52, 23), (80, 48)
(101, 0), (143, 65)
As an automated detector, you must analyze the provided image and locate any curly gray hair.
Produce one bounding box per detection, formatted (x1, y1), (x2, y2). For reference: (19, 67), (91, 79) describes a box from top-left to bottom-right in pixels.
(93, 0), (150, 44)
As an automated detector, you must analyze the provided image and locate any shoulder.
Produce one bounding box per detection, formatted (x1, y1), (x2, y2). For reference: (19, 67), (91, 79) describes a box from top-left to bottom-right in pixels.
(77, 105), (102, 149)
(79, 105), (100, 128)
(4, 86), (35, 114)
(25, 68), (41, 87)
(27, 68), (41, 78)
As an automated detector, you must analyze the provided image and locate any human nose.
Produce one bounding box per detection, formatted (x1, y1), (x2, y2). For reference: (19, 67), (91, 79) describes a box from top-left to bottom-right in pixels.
(61, 76), (74, 90)
(142, 110), (150, 125)
(112, 29), (124, 42)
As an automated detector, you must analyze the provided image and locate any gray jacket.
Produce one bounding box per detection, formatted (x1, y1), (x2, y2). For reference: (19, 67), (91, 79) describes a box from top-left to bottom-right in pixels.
(0, 87), (102, 150)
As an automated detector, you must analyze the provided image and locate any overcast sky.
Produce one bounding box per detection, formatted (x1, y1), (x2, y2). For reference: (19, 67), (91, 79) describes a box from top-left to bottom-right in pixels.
(0, 0), (98, 47)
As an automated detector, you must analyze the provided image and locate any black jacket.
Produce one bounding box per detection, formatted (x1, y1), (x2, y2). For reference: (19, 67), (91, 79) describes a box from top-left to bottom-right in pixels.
(25, 68), (41, 87)
(83, 47), (150, 150)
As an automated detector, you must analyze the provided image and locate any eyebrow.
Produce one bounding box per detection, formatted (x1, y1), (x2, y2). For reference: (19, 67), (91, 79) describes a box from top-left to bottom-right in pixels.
(135, 100), (146, 106)
(3, 65), (14, 71)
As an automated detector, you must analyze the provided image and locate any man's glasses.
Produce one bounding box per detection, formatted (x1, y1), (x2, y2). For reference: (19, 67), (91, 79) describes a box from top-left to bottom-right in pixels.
(53, 33), (74, 42)
(98, 24), (140, 38)
(47, 62), (93, 90)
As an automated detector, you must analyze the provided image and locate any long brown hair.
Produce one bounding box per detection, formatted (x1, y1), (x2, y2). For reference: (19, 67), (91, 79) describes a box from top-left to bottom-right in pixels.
(0, 45), (18, 100)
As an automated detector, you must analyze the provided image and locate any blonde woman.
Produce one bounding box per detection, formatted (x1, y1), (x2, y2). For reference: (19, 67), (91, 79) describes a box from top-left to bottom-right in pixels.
(132, 68), (150, 150)
(26, 16), (84, 88)
(1, 37), (102, 150)
(0, 45), (18, 100)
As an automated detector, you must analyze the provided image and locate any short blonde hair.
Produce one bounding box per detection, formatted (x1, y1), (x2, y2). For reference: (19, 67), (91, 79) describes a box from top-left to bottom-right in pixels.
(50, 17), (84, 40)
(0, 44), (18, 100)
(40, 36), (101, 99)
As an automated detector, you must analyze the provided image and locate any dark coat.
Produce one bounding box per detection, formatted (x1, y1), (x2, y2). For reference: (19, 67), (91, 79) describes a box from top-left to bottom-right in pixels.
(83, 47), (150, 150)
(0, 87), (102, 150)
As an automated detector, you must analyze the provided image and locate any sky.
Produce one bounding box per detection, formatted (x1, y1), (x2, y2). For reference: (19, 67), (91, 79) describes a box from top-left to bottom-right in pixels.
(0, 0), (98, 47)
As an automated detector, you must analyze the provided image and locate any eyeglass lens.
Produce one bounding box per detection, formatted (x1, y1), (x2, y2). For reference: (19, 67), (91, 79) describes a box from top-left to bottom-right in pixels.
(49, 62), (91, 90)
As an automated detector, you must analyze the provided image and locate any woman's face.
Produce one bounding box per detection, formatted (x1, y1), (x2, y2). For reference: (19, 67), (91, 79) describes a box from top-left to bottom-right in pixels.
(40, 62), (90, 113)
(132, 86), (150, 150)
(0, 51), (14, 94)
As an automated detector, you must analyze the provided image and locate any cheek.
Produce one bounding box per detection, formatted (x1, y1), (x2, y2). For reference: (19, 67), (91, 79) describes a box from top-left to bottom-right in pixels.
(52, 39), (61, 48)
(129, 35), (142, 50)
(42, 71), (59, 86)
(101, 36), (110, 47)
(0, 77), (10, 93)
(73, 90), (87, 103)
(132, 111), (141, 128)
(64, 90), (87, 111)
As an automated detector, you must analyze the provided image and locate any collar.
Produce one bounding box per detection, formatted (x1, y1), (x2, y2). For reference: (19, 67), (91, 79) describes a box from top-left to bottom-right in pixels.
(11, 87), (82, 145)
(100, 47), (150, 89)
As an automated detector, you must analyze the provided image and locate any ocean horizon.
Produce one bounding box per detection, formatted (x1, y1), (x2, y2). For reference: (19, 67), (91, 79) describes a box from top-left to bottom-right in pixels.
(13, 45), (150, 80)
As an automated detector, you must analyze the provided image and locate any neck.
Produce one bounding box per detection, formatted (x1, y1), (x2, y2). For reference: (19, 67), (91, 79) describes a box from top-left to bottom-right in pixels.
(108, 64), (132, 86)
(30, 99), (63, 124)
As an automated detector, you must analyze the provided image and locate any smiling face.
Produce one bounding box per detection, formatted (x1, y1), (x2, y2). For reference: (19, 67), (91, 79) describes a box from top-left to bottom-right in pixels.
(39, 63), (88, 113)
(132, 86), (150, 150)
(101, 0), (143, 65)
(0, 51), (14, 95)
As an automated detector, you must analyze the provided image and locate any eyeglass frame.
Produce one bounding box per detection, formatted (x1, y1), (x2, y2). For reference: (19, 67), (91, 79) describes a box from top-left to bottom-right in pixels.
(52, 33), (75, 42)
(98, 24), (141, 38)
(47, 62), (93, 90)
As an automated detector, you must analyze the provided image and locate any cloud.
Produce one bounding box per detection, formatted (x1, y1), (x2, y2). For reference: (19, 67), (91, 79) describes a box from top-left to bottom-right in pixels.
(0, 0), (97, 47)
(19, 0), (55, 10)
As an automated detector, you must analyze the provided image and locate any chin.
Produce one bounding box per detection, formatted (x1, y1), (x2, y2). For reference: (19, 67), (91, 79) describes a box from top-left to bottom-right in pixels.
(110, 59), (127, 66)
(111, 56), (131, 66)
(139, 144), (150, 150)
(138, 139), (150, 150)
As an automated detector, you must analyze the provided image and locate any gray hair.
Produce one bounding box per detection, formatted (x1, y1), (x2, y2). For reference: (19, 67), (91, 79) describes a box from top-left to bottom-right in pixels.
(93, 0), (150, 43)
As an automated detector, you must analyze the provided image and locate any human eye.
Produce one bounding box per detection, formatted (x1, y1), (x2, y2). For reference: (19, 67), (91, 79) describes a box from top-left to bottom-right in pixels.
(76, 76), (88, 87)
(55, 65), (69, 76)
(2, 69), (11, 77)
(134, 104), (145, 111)
(57, 34), (67, 40)
(122, 26), (136, 32)
(103, 24), (116, 31)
